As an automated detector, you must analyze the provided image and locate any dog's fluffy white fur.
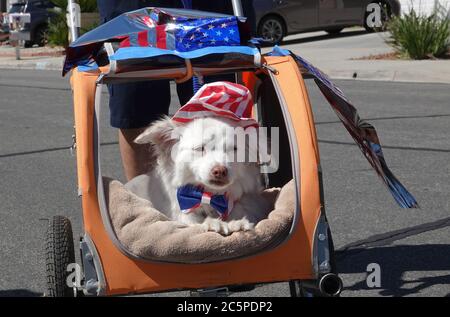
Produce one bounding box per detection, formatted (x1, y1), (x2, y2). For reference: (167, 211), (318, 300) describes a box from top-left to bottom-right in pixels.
(125, 116), (271, 235)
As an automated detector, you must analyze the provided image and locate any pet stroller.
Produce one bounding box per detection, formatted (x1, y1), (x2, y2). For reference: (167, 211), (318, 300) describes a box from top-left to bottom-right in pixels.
(44, 1), (417, 297)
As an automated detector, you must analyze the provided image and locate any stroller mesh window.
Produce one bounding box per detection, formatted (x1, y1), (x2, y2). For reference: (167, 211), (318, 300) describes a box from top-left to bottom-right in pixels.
(97, 76), (298, 264)
(256, 75), (293, 188)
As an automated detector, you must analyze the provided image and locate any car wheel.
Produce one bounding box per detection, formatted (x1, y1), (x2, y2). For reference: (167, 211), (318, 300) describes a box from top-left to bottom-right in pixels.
(258, 15), (286, 45)
(34, 25), (48, 47)
(325, 27), (344, 35)
(364, 1), (392, 32)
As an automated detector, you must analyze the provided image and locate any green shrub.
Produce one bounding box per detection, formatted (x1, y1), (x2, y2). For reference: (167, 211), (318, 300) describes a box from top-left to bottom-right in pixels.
(387, 4), (450, 59)
(77, 0), (98, 12)
(50, 0), (97, 13)
(47, 11), (69, 48)
(47, 0), (98, 47)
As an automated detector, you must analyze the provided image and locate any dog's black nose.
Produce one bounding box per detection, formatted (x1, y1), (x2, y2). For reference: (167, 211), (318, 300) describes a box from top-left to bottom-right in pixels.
(211, 165), (228, 179)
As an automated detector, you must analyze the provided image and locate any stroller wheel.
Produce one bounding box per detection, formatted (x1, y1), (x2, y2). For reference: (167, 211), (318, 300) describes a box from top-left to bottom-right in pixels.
(45, 216), (76, 297)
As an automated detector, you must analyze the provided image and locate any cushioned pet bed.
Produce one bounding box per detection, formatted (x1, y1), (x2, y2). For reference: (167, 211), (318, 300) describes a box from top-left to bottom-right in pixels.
(103, 177), (296, 263)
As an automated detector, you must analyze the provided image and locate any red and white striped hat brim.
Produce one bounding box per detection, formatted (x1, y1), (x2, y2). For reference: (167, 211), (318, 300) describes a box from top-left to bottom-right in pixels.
(172, 81), (258, 128)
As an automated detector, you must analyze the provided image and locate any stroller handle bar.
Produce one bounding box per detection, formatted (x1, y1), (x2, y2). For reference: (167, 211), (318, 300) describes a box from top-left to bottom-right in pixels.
(67, 0), (79, 42)
(231, 0), (244, 16)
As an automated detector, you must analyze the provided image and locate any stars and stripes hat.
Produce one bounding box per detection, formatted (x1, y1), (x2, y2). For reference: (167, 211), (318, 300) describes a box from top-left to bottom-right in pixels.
(172, 81), (259, 129)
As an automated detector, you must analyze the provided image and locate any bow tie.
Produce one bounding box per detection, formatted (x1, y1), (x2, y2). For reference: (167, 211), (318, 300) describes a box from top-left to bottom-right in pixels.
(177, 185), (231, 219)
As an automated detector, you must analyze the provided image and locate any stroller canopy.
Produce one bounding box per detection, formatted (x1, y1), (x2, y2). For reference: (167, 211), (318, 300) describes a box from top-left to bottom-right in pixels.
(63, 7), (259, 77)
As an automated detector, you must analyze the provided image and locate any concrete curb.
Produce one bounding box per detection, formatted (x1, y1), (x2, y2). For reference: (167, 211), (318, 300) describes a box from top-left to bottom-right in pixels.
(322, 62), (450, 84)
(0, 62), (62, 71)
(324, 69), (450, 85)
(0, 45), (65, 57)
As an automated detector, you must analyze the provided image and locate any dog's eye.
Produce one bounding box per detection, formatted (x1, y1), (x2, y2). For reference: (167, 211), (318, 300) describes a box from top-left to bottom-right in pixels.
(194, 145), (205, 152)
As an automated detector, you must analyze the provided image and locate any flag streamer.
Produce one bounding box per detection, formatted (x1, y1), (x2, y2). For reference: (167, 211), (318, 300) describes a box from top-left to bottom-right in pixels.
(269, 46), (418, 208)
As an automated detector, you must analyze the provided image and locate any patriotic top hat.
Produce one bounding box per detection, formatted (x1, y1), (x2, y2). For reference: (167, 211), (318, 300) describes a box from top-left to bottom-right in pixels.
(172, 81), (259, 129)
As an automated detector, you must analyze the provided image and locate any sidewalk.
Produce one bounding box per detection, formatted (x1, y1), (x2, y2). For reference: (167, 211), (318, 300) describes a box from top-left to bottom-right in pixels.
(0, 45), (64, 71)
(277, 30), (450, 84)
(1, 29), (449, 84)
(0, 55), (63, 71)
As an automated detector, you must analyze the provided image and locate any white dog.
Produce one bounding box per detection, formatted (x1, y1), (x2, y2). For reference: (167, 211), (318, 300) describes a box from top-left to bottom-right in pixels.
(125, 115), (272, 235)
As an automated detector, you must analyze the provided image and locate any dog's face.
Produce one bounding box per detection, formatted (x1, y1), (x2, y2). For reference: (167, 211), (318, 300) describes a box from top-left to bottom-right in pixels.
(135, 116), (260, 193)
(176, 117), (238, 190)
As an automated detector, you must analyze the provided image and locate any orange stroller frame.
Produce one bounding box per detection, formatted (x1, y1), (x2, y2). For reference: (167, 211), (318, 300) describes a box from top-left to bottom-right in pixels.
(43, 53), (342, 297)
(42, 56), (342, 298)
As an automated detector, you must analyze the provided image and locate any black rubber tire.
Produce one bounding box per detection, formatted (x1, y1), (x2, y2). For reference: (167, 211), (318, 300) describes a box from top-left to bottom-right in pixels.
(257, 15), (286, 45)
(45, 216), (76, 297)
(325, 28), (344, 35)
(33, 25), (48, 47)
(364, 1), (392, 33)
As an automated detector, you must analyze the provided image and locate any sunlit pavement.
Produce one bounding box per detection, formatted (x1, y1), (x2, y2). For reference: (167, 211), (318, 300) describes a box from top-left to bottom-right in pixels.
(0, 69), (449, 296)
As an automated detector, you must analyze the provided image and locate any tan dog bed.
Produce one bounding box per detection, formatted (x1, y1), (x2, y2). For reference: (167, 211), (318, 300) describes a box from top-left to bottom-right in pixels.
(103, 177), (296, 263)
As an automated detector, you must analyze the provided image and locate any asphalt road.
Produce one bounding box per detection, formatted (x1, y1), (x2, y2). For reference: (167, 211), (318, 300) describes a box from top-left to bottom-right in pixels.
(0, 69), (449, 297)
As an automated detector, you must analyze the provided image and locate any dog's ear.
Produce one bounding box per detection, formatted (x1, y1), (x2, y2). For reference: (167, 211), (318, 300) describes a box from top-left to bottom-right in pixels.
(135, 116), (180, 155)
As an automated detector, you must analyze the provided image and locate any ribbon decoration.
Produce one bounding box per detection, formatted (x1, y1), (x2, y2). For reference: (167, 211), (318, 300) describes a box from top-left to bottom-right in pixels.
(269, 46), (418, 208)
(177, 185), (231, 219)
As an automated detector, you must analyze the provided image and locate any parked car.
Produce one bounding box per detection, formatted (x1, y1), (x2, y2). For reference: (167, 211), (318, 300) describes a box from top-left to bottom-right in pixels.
(7, 0), (57, 47)
(0, 12), (9, 41)
(254, 0), (401, 43)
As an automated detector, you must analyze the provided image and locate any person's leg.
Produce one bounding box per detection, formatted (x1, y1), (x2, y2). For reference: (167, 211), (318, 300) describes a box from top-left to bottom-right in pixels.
(109, 80), (171, 181)
(98, 1), (178, 181)
(176, 78), (194, 105)
(118, 128), (155, 180)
